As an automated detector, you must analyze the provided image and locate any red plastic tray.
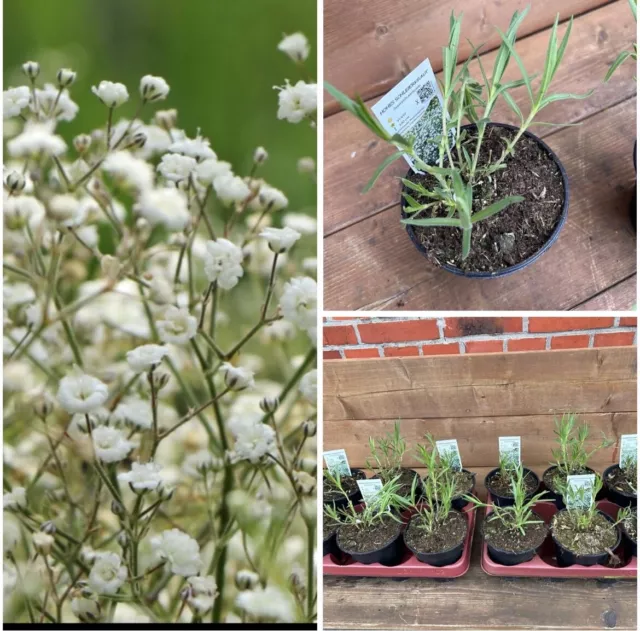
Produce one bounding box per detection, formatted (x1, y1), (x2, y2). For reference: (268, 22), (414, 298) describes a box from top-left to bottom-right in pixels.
(481, 499), (637, 579)
(323, 501), (476, 578)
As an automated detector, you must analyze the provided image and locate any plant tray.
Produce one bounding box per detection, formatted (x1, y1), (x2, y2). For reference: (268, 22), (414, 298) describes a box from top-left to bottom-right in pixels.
(323, 501), (476, 578)
(481, 499), (637, 579)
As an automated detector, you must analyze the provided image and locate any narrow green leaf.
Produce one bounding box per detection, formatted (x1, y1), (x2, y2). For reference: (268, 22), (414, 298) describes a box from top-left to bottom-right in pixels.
(538, 89), (594, 110)
(363, 151), (406, 193)
(401, 217), (462, 228)
(630, 0), (637, 22)
(554, 16), (573, 75)
(496, 28), (534, 103)
(400, 178), (429, 195)
(461, 227), (472, 260)
(501, 90), (523, 123)
(402, 192), (422, 209)
(471, 195), (524, 224)
(605, 50), (633, 82)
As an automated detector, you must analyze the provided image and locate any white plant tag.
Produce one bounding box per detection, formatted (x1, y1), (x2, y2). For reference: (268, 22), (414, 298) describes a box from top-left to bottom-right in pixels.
(323, 449), (352, 477)
(436, 439), (462, 471)
(357, 479), (384, 504)
(498, 436), (521, 467)
(566, 474), (596, 509)
(619, 434), (637, 468)
(371, 57), (450, 172)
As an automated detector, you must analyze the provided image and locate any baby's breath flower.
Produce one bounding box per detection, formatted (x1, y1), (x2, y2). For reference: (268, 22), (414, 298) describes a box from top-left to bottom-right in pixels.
(92, 426), (134, 463)
(259, 395), (279, 414)
(136, 187), (190, 231)
(253, 146), (268, 164)
(221, 363), (255, 391)
(3, 86), (30, 118)
(22, 61), (40, 80)
(275, 80), (317, 124)
(213, 173), (251, 206)
(261, 319), (296, 342)
(56, 68), (77, 87)
(228, 412), (275, 464)
(278, 32), (310, 62)
(3, 486), (26, 509)
(57, 369), (109, 414)
(299, 369), (317, 404)
(118, 461), (163, 492)
(7, 121), (67, 157)
(102, 151), (154, 191)
(112, 397), (153, 430)
(35, 83), (79, 121)
(297, 156), (315, 173)
(48, 193), (88, 227)
(4, 515), (21, 551)
(185, 575), (218, 613)
(235, 569), (260, 590)
(203, 238), (244, 289)
(157, 305), (197, 344)
(126, 343), (169, 373)
(283, 212), (317, 234)
(32, 531), (54, 556)
(3, 282), (36, 307)
(140, 75), (170, 102)
(151, 528), (203, 576)
(88, 552), (128, 595)
(235, 585), (296, 623)
(260, 226), (301, 253)
(279, 276), (317, 340)
(92, 80), (129, 108)
(182, 449), (222, 478)
(4, 194), (45, 229)
(169, 134), (216, 161)
(252, 183), (289, 211)
(157, 152), (197, 182)
(155, 108), (177, 129)
(71, 595), (101, 623)
(195, 158), (232, 185)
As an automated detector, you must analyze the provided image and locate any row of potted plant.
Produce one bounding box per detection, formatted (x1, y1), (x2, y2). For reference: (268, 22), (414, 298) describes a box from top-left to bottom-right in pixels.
(323, 415), (637, 570)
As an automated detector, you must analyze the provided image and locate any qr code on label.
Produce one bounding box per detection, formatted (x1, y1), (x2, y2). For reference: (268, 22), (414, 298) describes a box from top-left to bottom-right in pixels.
(417, 82), (435, 103)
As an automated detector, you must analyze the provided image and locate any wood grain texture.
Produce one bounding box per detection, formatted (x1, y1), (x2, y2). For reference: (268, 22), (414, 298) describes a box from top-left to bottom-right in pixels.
(573, 276), (637, 311)
(324, 517), (637, 630)
(324, 1), (637, 236)
(324, 97), (637, 311)
(324, 0), (612, 115)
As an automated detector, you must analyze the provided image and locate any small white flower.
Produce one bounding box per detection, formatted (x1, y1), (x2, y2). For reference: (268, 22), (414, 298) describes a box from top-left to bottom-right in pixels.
(275, 80), (317, 124)
(140, 75), (170, 102)
(32, 531), (54, 556)
(186, 575), (218, 613)
(89, 552), (127, 595)
(3, 195), (45, 230)
(253, 146), (268, 164)
(112, 397), (153, 430)
(278, 32), (310, 62)
(35, 83), (78, 121)
(92, 80), (129, 108)
(56, 68), (77, 87)
(22, 61), (40, 80)
(195, 159), (232, 185)
(7, 121), (67, 157)
(57, 369), (109, 414)
(213, 174), (251, 206)
(228, 413), (276, 464)
(235, 585), (296, 623)
(203, 238), (244, 290)
(136, 188), (191, 231)
(71, 595), (101, 622)
(4, 515), (21, 550)
(169, 134), (216, 161)
(157, 153), (197, 182)
(157, 306), (197, 344)
(297, 156), (315, 173)
(260, 226), (301, 253)
(279, 276), (317, 340)
(48, 194), (88, 227)
(235, 569), (260, 590)
(151, 528), (203, 576)
(102, 151), (154, 192)
(3, 486), (26, 509)
(3, 86), (30, 118)
(221, 363), (255, 391)
(283, 212), (317, 234)
(261, 319), (296, 342)
(92, 426), (134, 463)
(4, 562), (17, 596)
(126, 344), (169, 373)
(299, 369), (317, 405)
(182, 450), (223, 478)
(3, 282), (36, 307)
(251, 183), (288, 211)
(118, 461), (163, 491)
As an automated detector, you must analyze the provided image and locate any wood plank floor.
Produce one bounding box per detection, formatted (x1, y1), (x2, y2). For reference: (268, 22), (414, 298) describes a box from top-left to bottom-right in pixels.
(323, 0), (637, 311)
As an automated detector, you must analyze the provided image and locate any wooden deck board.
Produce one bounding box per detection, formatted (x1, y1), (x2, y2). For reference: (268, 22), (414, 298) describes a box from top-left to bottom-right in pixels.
(323, 0), (637, 311)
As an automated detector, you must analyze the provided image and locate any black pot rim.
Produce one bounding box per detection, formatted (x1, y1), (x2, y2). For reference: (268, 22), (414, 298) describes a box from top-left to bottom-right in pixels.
(485, 466), (539, 501)
(400, 122), (570, 279)
(542, 464), (597, 495)
(550, 509), (621, 559)
(603, 463), (637, 500)
(403, 510), (467, 557)
(322, 467), (365, 503)
(483, 509), (548, 555)
(336, 518), (403, 557)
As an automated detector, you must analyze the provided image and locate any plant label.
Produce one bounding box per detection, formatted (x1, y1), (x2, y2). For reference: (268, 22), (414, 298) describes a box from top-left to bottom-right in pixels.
(323, 449), (352, 476)
(498, 436), (521, 467)
(371, 57), (451, 172)
(619, 434), (637, 468)
(436, 439), (462, 471)
(566, 474), (596, 510)
(356, 479), (384, 504)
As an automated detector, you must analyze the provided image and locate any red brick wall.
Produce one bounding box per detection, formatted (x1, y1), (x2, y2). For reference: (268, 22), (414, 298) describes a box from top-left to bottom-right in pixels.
(323, 317), (637, 359)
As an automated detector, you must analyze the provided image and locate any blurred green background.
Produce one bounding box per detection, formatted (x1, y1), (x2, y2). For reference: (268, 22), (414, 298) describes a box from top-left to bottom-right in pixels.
(3, 0), (317, 212)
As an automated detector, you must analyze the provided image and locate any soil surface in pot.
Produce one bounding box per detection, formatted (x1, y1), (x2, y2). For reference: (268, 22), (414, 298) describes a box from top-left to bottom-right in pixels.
(438, 469), (475, 498)
(552, 511), (618, 556)
(405, 126), (564, 273)
(487, 469), (538, 498)
(605, 465), (637, 497)
(622, 510), (637, 542)
(404, 510), (467, 554)
(484, 514), (548, 553)
(323, 515), (340, 541)
(543, 466), (592, 496)
(337, 514), (403, 554)
(374, 467), (420, 497)
(323, 469), (365, 502)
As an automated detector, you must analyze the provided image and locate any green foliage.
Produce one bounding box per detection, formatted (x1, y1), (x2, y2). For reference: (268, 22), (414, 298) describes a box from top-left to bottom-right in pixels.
(562, 475), (604, 531)
(465, 464), (550, 535)
(365, 420), (407, 478)
(604, 0), (637, 82)
(325, 6), (592, 262)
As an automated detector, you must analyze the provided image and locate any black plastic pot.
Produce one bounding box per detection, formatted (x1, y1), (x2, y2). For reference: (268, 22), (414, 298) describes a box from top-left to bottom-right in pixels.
(620, 515), (637, 558)
(542, 465), (603, 510)
(485, 467), (540, 508)
(453, 469), (476, 510)
(400, 122), (570, 278)
(485, 513), (548, 566)
(403, 512), (466, 566)
(323, 529), (340, 558)
(336, 523), (405, 566)
(603, 464), (637, 508)
(552, 510), (621, 567)
(323, 468), (366, 511)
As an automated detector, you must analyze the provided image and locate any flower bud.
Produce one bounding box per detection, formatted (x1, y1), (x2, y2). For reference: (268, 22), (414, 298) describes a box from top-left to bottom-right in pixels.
(111, 499), (125, 517)
(253, 146), (268, 164)
(56, 68), (76, 88)
(154, 109), (177, 130)
(125, 132), (147, 150)
(221, 363), (254, 392)
(71, 594), (101, 623)
(32, 531), (54, 556)
(153, 371), (171, 391)
(158, 485), (175, 501)
(235, 569), (260, 590)
(73, 134), (92, 154)
(4, 170), (25, 194)
(22, 61), (40, 80)
(100, 255), (121, 282)
(117, 531), (129, 549)
(40, 521), (56, 535)
(33, 396), (54, 419)
(259, 396), (279, 414)
(303, 420), (317, 438)
(297, 157), (315, 173)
